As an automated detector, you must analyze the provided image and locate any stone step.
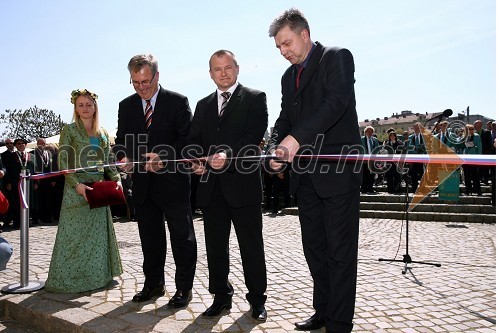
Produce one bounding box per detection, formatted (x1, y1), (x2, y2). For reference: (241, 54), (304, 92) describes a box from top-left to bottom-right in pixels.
(360, 193), (493, 206)
(360, 210), (496, 224)
(360, 202), (496, 214)
(281, 207), (495, 223)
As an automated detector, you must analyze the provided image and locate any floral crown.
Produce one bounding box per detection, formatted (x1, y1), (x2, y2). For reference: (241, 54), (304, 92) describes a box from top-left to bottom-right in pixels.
(70, 89), (98, 104)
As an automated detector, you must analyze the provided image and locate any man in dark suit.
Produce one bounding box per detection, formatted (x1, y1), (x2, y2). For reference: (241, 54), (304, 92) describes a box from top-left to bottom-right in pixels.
(360, 126), (380, 193)
(32, 138), (54, 224)
(186, 50), (268, 321)
(267, 9), (362, 333)
(115, 54), (197, 307)
(408, 122), (426, 193)
(3, 138), (35, 230)
(1, 139), (15, 228)
(474, 120), (493, 184)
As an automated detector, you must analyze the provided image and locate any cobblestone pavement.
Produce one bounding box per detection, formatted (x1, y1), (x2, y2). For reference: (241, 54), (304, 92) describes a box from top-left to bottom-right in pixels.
(0, 213), (496, 332)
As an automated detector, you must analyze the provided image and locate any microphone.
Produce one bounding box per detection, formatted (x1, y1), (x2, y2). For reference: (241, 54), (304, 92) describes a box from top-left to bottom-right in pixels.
(442, 109), (453, 117)
(424, 109), (453, 126)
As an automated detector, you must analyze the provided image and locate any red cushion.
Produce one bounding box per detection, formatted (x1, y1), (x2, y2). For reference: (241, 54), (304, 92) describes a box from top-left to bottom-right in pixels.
(85, 181), (126, 209)
(0, 191), (9, 214)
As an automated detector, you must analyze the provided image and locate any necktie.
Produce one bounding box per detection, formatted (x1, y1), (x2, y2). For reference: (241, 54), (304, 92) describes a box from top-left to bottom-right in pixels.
(295, 65), (304, 90)
(219, 92), (231, 117)
(367, 137), (371, 154)
(144, 99), (153, 130)
(21, 152), (26, 164)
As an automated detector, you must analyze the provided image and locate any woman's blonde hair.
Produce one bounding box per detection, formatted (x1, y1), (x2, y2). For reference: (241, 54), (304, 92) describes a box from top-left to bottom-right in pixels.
(71, 89), (100, 136)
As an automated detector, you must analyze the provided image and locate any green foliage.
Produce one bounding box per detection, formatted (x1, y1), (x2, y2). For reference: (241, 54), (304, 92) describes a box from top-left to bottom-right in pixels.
(0, 106), (67, 142)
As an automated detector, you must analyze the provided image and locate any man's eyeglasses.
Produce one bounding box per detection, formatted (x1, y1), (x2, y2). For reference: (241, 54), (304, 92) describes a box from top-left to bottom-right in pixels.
(6, 142), (13, 145)
(130, 72), (157, 88)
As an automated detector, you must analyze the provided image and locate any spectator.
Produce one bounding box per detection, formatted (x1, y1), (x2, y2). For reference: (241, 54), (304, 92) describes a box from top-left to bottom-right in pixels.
(361, 126), (379, 194)
(45, 144), (64, 222)
(408, 122), (426, 193)
(461, 124), (482, 195)
(474, 120), (493, 184)
(271, 164), (291, 213)
(32, 138), (54, 224)
(3, 138), (35, 230)
(383, 131), (403, 194)
(0, 236), (13, 270)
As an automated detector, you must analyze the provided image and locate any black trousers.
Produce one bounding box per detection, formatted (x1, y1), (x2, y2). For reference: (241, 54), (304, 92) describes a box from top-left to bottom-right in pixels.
(361, 164), (375, 192)
(409, 163), (424, 192)
(297, 174), (360, 333)
(202, 180), (267, 306)
(135, 185), (197, 291)
(463, 165), (481, 195)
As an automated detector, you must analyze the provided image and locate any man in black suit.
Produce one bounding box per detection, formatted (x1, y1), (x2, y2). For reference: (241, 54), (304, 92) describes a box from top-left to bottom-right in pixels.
(186, 50), (268, 321)
(1, 139), (15, 227)
(115, 54), (197, 307)
(3, 138), (35, 230)
(474, 120), (493, 184)
(32, 138), (54, 224)
(268, 9), (362, 333)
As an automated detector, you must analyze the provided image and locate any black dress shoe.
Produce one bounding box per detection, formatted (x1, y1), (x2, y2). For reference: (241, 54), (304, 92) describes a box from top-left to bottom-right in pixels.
(251, 304), (267, 321)
(167, 289), (192, 308)
(132, 285), (165, 302)
(295, 313), (326, 330)
(202, 301), (232, 316)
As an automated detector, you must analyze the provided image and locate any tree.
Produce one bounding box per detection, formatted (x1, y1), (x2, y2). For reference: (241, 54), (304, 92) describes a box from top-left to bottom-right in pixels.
(0, 106), (67, 143)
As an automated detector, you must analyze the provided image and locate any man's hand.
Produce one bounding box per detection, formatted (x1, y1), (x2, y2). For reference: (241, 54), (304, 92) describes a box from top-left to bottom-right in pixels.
(118, 157), (134, 173)
(269, 135), (300, 170)
(207, 152), (227, 170)
(191, 161), (207, 175)
(143, 153), (164, 172)
(277, 135), (300, 162)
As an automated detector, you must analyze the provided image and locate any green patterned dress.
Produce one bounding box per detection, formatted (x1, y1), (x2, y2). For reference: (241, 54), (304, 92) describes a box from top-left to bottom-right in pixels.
(45, 121), (123, 293)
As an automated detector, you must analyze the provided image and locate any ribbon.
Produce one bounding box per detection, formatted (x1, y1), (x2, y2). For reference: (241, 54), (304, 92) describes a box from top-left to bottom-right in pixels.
(18, 153), (495, 209)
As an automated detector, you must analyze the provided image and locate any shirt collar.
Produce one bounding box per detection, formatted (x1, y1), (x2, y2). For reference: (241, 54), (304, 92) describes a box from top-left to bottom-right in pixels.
(142, 84), (160, 109)
(217, 82), (238, 98)
(297, 42), (316, 70)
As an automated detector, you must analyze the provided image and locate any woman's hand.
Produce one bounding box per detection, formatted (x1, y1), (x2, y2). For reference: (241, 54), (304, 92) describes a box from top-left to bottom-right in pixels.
(76, 183), (92, 201)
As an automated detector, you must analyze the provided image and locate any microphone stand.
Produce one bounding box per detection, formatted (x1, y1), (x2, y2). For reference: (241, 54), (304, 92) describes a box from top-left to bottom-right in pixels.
(378, 142), (441, 274)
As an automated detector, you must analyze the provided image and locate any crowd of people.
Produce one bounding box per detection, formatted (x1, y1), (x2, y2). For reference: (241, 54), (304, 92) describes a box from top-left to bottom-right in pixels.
(1, 137), (64, 230)
(0, 7), (495, 333)
(356, 120), (496, 198)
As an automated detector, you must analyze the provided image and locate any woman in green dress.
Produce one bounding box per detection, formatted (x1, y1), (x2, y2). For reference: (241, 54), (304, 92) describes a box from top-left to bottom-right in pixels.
(45, 89), (123, 293)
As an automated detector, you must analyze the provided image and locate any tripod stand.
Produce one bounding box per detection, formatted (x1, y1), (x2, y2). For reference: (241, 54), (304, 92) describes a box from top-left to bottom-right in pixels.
(378, 166), (441, 274)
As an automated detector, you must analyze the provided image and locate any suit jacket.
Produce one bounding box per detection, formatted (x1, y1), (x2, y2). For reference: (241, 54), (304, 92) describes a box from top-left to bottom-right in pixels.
(187, 83), (268, 208)
(3, 150), (36, 186)
(477, 129), (493, 154)
(361, 135), (380, 154)
(408, 133), (427, 154)
(269, 42), (362, 197)
(34, 147), (53, 175)
(115, 85), (192, 206)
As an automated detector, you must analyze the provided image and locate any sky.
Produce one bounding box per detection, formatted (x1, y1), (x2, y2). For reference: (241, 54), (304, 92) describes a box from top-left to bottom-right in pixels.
(0, 0), (496, 138)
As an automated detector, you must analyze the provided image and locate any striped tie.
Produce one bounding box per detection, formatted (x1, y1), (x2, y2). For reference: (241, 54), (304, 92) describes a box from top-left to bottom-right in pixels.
(219, 92), (231, 117)
(144, 99), (153, 130)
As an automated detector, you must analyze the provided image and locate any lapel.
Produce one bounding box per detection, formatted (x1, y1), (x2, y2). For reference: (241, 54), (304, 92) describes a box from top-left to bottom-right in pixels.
(218, 84), (242, 122)
(294, 43), (323, 96)
(147, 87), (165, 132)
